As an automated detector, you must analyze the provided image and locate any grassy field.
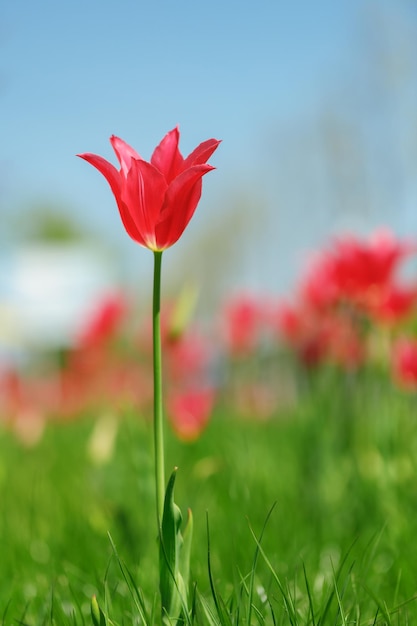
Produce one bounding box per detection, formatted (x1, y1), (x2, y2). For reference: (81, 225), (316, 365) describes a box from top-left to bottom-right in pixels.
(1, 366), (417, 625)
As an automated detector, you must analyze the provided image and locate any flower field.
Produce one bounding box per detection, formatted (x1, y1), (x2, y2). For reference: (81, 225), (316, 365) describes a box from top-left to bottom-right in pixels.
(2, 227), (417, 624)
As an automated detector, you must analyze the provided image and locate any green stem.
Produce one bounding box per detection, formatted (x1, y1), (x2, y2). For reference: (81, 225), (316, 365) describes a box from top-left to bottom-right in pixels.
(153, 250), (165, 529)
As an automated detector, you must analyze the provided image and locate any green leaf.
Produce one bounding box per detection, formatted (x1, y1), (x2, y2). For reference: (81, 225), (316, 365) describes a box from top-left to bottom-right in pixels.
(159, 468), (193, 624)
(179, 508), (193, 593)
(159, 469), (181, 617)
(91, 595), (106, 626)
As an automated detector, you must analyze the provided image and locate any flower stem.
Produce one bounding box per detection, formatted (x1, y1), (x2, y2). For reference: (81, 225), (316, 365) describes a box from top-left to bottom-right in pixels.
(153, 250), (165, 529)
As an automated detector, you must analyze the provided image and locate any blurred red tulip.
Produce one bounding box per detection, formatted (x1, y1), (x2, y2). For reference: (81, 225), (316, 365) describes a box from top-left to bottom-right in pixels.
(275, 300), (364, 369)
(301, 229), (416, 313)
(76, 292), (128, 348)
(0, 369), (23, 419)
(368, 282), (417, 324)
(167, 388), (215, 441)
(392, 338), (417, 389)
(331, 230), (413, 306)
(221, 293), (265, 357)
(274, 300), (304, 343)
(300, 251), (340, 311)
(165, 329), (213, 385)
(78, 128), (220, 251)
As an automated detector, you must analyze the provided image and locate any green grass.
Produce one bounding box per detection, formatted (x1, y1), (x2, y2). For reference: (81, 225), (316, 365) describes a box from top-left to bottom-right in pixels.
(1, 366), (417, 624)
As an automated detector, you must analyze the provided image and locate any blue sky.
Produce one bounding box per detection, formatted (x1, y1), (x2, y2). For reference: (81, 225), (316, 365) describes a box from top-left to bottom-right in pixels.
(1, 1), (358, 216)
(2, 0), (417, 297)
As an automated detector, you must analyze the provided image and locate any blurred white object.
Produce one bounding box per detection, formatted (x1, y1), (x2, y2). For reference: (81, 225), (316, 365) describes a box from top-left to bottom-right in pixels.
(0, 244), (119, 358)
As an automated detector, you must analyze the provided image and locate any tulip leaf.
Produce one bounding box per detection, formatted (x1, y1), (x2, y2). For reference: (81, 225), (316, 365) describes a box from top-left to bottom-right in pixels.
(179, 507), (193, 593)
(91, 595), (106, 626)
(159, 468), (193, 624)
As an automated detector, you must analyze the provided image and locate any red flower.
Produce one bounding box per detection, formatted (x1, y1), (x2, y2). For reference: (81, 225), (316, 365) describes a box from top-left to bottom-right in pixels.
(392, 338), (417, 389)
(165, 330), (213, 385)
(167, 388), (215, 441)
(78, 127), (220, 251)
(369, 282), (417, 324)
(221, 293), (265, 357)
(274, 300), (307, 344)
(300, 230), (416, 313)
(275, 300), (364, 369)
(76, 292), (128, 348)
(330, 231), (404, 303)
(300, 251), (340, 311)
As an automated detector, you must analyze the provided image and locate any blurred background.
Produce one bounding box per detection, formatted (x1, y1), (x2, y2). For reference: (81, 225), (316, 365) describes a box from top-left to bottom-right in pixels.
(1, 0), (417, 360)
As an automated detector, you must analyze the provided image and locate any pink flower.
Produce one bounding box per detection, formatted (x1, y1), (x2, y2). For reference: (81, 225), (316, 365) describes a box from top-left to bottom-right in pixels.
(78, 127), (220, 251)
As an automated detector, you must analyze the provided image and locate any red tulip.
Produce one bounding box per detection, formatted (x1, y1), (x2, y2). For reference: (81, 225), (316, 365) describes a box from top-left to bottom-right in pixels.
(76, 292), (128, 349)
(276, 300), (364, 369)
(328, 230), (412, 305)
(78, 127), (220, 251)
(221, 293), (265, 357)
(167, 387), (215, 441)
(300, 230), (416, 313)
(392, 338), (417, 389)
(369, 282), (417, 324)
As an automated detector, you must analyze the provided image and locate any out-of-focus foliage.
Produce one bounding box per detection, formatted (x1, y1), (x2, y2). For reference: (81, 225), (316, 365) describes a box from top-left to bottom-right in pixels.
(8, 204), (94, 244)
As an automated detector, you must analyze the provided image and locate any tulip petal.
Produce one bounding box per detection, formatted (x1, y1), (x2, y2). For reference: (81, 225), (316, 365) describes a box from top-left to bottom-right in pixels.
(183, 138), (221, 169)
(78, 152), (120, 196)
(151, 127), (184, 183)
(122, 159), (167, 250)
(155, 164), (214, 249)
(110, 135), (142, 176)
(78, 152), (145, 244)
